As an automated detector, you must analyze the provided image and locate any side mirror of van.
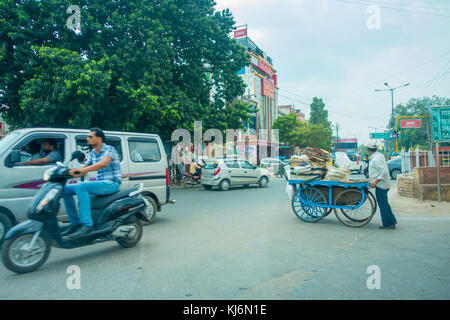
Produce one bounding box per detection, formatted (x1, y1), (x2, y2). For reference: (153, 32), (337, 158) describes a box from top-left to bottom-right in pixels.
(71, 151), (85, 162)
(5, 150), (21, 167)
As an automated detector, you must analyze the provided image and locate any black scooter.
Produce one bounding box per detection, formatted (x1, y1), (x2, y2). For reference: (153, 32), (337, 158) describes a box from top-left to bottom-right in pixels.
(1, 151), (152, 274)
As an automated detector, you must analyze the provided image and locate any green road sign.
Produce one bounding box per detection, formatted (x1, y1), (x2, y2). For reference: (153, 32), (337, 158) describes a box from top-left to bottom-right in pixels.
(431, 106), (450, 142)
(370, 132), (390, 139)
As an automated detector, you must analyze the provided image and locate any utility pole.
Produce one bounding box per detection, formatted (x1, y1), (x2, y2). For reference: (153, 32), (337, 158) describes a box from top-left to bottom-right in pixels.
(333, 122), (340, 151)
(375, 82), (410, 154)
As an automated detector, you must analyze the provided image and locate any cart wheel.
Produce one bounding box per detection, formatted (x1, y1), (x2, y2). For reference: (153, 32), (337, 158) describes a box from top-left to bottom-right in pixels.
(333, 189), (375, 227)
(291, 186), (328, 223)
(323, 207), (333, 217)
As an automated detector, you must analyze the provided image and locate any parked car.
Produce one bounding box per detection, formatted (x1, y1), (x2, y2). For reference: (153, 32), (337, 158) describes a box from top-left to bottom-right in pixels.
(347, 153), (365, 173)
(334, 152), (363, 173)
(0, 128), (175, 241)
(387, 157), (402, 179)
(200, 159), (270, 191)
(261, 158), (286, 170)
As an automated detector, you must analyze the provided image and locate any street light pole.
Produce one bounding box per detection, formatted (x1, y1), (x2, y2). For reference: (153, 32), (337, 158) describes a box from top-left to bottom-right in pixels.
(375, 82), (410, 154)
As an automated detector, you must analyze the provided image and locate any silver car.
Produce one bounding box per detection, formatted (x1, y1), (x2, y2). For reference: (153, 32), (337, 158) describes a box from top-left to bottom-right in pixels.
(200, 159), (270, 191)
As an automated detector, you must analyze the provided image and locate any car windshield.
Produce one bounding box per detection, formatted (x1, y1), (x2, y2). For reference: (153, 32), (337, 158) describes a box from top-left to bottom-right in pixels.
(204, 162), (218, 169)
(0, 132), (20, 155)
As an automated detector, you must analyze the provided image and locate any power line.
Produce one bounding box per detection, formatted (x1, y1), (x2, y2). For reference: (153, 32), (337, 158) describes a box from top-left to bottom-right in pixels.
(335, 0), (450, 18)
(343, 0), (450, 12)
(327, 50), (450, 102)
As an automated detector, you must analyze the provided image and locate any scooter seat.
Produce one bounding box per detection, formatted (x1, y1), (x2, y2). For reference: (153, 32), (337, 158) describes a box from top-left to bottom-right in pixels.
(90, 187), (138, 209)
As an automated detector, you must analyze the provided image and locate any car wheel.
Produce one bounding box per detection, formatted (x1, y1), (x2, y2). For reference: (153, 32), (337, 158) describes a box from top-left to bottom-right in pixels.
(390, 169), (401, 180)
(140, 196), (157, 225)
(259, 176), (269, 188)
(219, 179), (230, 191)
(0, 211), (13, 242)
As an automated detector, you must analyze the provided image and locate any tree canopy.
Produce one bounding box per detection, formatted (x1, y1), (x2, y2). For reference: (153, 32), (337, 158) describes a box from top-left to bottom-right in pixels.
(386, 95), (450, 151)
(272, 113), (332, 150)
(0, 0), (251, 140)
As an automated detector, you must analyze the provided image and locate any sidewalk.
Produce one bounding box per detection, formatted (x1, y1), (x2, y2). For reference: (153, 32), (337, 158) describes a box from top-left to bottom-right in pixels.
(389, 187), (450, 216)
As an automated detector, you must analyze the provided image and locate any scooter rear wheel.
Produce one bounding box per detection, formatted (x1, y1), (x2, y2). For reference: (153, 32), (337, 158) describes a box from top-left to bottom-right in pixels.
(117, 220), (143, 248)
(182, 176), (194, 189)
(1, 233), (51, 274)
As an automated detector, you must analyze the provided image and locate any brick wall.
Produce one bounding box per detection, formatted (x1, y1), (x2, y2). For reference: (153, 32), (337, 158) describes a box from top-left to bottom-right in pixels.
(397, 174), (415, 198)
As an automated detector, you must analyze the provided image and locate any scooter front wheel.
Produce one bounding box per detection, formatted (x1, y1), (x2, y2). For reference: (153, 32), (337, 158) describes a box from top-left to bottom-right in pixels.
(1, 233), (51, 274)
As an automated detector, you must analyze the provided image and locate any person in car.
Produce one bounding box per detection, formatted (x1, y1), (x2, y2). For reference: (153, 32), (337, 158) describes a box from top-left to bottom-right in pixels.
(22, 138), (62, 165)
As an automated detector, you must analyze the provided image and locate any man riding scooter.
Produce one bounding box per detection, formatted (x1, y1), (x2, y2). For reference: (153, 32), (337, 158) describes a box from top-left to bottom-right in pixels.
(62, 127), (122, 238)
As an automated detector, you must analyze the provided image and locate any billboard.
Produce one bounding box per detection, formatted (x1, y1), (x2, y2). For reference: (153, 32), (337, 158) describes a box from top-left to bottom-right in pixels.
(261, 78), (275, 100)
(401, 119), (421, 128)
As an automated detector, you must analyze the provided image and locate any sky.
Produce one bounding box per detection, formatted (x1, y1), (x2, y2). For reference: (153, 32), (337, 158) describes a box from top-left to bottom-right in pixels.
(214, 0), (450, 145)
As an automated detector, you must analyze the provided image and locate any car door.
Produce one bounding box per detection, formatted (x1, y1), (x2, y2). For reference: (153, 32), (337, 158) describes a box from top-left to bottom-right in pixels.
(223, 160), (242, 185)
(239, 160), (258, 184)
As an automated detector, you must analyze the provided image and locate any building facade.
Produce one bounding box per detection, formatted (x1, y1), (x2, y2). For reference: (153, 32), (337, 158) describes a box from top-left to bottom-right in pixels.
(234, 27), (279, 163)
(278, 105), (306, 122)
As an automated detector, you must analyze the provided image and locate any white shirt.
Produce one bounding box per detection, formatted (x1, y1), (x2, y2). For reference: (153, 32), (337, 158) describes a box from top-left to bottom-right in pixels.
(368, 151), (391, 190)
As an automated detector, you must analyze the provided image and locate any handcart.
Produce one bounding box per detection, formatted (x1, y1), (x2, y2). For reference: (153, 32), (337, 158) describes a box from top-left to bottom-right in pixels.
(287, 173), (377, 227)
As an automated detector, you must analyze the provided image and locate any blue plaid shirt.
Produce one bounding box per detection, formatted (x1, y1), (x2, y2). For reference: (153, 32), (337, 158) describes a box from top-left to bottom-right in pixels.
(85, 144), (122, 184)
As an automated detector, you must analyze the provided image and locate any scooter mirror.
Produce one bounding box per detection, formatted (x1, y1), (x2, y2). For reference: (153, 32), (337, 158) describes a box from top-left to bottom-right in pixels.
(71, 151), (85, 162)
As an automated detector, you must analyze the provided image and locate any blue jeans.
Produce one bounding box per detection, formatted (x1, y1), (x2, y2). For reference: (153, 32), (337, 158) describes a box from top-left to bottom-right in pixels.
(375, 187), (397, 227)
(63, 180), (120, 227)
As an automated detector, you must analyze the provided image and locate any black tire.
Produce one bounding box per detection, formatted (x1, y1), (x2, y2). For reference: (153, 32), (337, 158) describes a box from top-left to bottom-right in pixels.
(140, 196), (158, 225)
(243, 184), (250, 188)
(203, 185), (213, 190)
(219, 179), (230, 191)
(183, 176), (193, 189)
(333, 189), (375, 228)
(1, 233), (51, 274)
(259, 176), (269, 188)
(117, 220), (143, 248)
(390, 169), (401, 180)
(0, 211), (13, 242)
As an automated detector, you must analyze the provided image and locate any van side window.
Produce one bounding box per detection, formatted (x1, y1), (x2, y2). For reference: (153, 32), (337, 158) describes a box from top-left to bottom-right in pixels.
(128, 138), (161, 163)
(13, 136), (65, 166)
(75, 136), (123, 162)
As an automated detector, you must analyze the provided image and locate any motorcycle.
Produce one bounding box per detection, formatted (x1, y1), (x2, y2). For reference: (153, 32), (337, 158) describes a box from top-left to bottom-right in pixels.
(182, 172), (201, 188)
(1, 151), (153, 274)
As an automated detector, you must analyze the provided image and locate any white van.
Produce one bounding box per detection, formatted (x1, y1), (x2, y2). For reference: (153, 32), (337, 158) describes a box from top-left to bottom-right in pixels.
(0, 128), (175, 240)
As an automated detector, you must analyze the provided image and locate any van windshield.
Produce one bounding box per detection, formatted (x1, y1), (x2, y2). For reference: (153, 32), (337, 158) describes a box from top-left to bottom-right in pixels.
(0, 132), (20, 155)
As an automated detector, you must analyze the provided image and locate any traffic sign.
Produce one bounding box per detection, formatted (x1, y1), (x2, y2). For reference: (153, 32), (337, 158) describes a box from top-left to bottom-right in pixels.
(431, 106), (450, 142)
(370, 132), (390, 139)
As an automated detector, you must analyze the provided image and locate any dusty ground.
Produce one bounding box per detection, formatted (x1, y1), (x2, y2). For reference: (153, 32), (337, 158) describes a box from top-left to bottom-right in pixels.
(389, 187), (450, 216)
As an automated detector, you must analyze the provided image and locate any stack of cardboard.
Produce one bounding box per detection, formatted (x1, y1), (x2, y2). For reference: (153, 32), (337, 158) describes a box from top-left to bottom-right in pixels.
(302, 148), (331, 168)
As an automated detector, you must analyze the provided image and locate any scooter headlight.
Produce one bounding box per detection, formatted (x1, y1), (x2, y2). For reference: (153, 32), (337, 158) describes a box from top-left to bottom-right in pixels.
(37, 188), (59, 212)
(43, 167), (58, 181)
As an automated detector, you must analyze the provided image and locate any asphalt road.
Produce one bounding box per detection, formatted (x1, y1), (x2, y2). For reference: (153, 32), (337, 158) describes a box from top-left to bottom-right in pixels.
(0, 176), (449, 300)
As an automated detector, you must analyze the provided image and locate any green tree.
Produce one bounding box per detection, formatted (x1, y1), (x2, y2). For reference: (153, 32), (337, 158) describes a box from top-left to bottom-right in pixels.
(272, 114), (332, 150)
(386, 96), (450, 151)
(309, 97), (331, 129)
(0, 0), (250, 141)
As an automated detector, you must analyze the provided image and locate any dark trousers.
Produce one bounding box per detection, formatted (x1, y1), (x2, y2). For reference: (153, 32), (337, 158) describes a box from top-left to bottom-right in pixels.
(375, 187), (397, 227)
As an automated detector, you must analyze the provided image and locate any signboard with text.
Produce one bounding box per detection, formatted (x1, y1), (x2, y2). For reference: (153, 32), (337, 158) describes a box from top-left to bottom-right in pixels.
(261, 78), (275, 100)
(431, 106), (450, 142)
(258, 58), (272, 77)
(401, 119), (421, 128)
(234, 29), (247, 38)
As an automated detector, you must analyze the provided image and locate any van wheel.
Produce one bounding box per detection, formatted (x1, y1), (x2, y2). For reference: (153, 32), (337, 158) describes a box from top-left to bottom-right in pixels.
(0, 211), (13, 242)
(140, 196), (157, 225)
(219, 179), (230, 191)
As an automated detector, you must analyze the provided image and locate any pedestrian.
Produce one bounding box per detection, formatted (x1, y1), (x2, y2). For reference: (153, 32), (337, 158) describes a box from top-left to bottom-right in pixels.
(367, 142), (397, 229)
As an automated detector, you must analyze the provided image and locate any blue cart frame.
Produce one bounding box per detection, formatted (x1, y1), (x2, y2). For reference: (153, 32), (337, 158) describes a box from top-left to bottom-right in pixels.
(288, 176), (377, 227)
